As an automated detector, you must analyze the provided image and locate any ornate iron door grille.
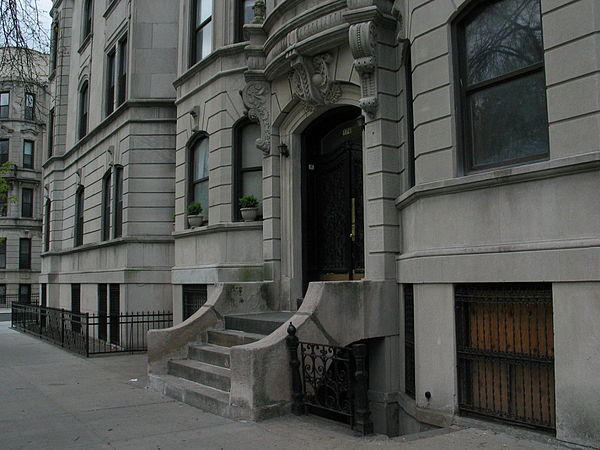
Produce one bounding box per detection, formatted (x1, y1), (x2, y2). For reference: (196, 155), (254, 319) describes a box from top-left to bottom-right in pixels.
(455, 284), (555, 431)
(299, 342), (355, 424)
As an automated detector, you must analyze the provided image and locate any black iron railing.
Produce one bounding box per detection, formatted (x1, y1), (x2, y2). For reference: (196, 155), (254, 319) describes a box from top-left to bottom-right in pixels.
(11, 303), (172, 357)
(0, 294), (39, 308)
(287, 323), (373, 435)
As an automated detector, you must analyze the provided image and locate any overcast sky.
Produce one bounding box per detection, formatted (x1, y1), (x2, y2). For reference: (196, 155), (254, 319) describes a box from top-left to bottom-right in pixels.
(38, 0), (53, 35)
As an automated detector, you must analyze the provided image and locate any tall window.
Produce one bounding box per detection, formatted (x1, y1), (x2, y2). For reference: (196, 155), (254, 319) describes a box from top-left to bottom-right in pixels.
(23, 140), (34, 169)
(456, 0), (548, 172)
(404, 284), (415, 399)
(44, 199), (51, 252)
(22, 188), (33, 217)
(48, 108), (54, 158)
(0, 285), (5, 305)
(24, 93), (35, 120)
(235, 0), (255, 42)
(71, 284), (81, 333)
(109, 284), (120, 345)
(82, 0), (93, 42)
(113, 166), (123, 238)
(117, 36), (128, 105)
(190, 0), (213, 66)
(0, 239), (5, 268)
(106, 50), (116, 115)
(78, 81), (89, 140)
(403, 44), (415, 188)
(234, 122), (262, 220)
(189, 137), (209, 222)
(0, 92), (9, 118)
(50, 22), (59, 72)
(74, 186), (84, 246)
(101, 171), (111, 240)
(19, 238), (31, 269)
(98, 284), (108, 341)
(0, 139), (8, 164)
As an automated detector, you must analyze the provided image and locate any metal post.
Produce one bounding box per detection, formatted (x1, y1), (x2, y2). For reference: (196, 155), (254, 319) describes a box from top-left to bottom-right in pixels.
(85, 312), (90, 357)
(60, 309), (65, 347)
(286, 322), (304, 415)
(352, 342), (373, 435)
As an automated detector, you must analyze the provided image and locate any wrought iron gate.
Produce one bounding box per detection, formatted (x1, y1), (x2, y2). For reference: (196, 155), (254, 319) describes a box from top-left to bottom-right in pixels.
(455, 284), (555, 430)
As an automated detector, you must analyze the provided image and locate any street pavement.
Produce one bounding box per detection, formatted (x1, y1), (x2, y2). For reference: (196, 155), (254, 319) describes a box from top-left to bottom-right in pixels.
(0, 321), (572, 449)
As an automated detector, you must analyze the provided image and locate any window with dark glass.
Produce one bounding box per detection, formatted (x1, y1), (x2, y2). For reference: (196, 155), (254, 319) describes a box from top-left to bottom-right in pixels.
(0, 139), (8, 164)
(48, 108), (54, 158)
(456, 0), (548, 172)
(106, 50), (116, 115)
(0, 195), (7, 217)
(117, 36), (128, 105)
(234, 122), (262, 220)
(44, 199), (51, 252)
(24, 93), (35, 120)
(19, 284), (31, 304)
(23, 140), (34, 169)
(0, 92), (9, 118)
(0, 239), (5, 268)
(109, 284), (120, 345)
(0, 285), (5, 305)
(51, 23), (59, 72)
(82, 0), (93, 42)
(183, 285), (207, 321)
(78, 81), (89, 139)
(41, 283), (47, 307)
(235, 0), (255, 42)
(102, 171), (111, 240)
(19, 238), (31, 269)
(190, 0), (213, 66)
(113, 166), (123, 238)
(22, 188), (33, 217)
(98, 284), (108, 341)
(74, 186), (84, 246)
(71, 284), (81, 333)
(403, 44), (415, 188)
(189, 137), (209, 223)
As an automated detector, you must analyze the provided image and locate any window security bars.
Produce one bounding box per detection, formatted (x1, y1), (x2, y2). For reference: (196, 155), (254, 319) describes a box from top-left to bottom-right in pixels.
(11, 303), (172, 357)
(286, 324), (373, 435)
(182, 284), (207, 321)
(0, 294), (39, 308)
(455, 283), (555, 430)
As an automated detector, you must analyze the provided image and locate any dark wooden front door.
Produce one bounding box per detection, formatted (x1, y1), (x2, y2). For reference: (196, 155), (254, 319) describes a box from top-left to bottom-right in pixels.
(305, 111), (364, 284)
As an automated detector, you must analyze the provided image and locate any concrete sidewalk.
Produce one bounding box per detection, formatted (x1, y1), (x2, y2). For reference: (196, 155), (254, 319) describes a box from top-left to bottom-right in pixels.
(0, 322), (570, 449)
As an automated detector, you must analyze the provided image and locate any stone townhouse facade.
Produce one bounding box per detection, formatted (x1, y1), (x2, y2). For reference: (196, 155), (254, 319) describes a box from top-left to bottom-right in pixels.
(43, 0), (599, 447)
(0, 48), (48, 306)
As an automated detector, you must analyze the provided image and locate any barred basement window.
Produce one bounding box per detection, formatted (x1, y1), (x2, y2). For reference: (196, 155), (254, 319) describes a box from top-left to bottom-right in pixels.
(183, 285), (207, 321)
(19, 284), (31, 304)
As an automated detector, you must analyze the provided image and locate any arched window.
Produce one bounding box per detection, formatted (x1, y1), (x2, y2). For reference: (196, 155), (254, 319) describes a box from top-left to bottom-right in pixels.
(189, 136), (209, 223)
(456, 0), (548, 172)
(74, 186), (85, 247)
(235, 0), (255, 43)
(82, 0), (93, 42)
(101, 170), (111, 241)
(234, 122), (262, 220)
(78, 81), (89, 140)
(190, 0), (212, 65)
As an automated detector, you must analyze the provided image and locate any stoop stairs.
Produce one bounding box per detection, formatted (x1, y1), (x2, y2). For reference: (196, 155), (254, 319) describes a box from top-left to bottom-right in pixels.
(155, 311), (293, 417)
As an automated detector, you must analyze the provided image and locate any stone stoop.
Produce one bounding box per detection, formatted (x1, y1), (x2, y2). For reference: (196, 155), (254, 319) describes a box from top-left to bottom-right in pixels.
(150, 311), (294, 420)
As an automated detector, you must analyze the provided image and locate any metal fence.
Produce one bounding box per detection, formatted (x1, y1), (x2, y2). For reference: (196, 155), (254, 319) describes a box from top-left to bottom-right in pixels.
(11, 302), (172, 357)
(0, 294), (39, 308)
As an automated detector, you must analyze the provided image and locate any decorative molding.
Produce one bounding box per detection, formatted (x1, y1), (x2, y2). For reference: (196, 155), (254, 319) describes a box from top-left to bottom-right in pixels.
(189, 105), (200, 132)
(105, 145), (114, 170)
(0, 124), (14, 134)
(252, 0), (266, 24)
(349, 21), (378, 117)
(241, 81), (271, 154)
(20, 128), (39, 136)
(288, 52), (341, 113)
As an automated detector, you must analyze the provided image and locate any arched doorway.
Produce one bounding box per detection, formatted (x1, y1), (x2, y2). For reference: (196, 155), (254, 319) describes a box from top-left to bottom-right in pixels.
(302, 106), (364, 290)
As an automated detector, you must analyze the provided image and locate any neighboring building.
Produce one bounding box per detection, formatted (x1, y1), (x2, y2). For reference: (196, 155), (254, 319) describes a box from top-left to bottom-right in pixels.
(43, 0), (599, 448)
(0, 48), (48, 306)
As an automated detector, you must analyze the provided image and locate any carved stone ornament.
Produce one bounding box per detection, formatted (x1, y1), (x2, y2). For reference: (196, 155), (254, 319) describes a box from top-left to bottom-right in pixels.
(349, 21), (378, 117)
(253, 0), (266, 24)
(241, 81), (271, 154)
(288, 52), (342, 113)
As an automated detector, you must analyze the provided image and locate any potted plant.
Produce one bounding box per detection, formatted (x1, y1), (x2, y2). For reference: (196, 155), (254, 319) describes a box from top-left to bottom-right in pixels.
(187, 201), (203, 227)
(239, 194), (259, 222)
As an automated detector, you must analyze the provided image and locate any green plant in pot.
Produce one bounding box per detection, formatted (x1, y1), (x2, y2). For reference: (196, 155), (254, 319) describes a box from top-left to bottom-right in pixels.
(187, 201), (203, 227)
(239, 194), (259, 222)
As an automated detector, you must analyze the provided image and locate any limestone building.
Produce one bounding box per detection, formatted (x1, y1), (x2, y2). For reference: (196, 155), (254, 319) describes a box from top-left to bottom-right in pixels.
(0, 48), (48, 305)
(43, 0), (599, 447)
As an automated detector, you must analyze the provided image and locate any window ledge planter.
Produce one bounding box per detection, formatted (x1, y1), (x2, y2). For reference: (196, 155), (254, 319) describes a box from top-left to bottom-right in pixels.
(240, 207), (258, 222)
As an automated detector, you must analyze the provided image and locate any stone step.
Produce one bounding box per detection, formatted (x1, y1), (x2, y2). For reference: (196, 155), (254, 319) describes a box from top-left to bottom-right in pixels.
(150, 374), (230, 417)
(188, 343), (231, 368)
(224, 311), (294, 335)
(168, 359), (231, 391)
(207, 329), (265, 347)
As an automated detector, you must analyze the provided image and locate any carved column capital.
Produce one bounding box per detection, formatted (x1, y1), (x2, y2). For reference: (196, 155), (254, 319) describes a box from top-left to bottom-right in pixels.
(241, 81), (271, 155)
